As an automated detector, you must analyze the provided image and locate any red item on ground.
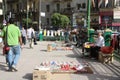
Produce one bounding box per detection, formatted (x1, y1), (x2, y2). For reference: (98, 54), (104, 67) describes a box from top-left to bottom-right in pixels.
(61, 64), (70, 70)
(100, 46), (114, 54)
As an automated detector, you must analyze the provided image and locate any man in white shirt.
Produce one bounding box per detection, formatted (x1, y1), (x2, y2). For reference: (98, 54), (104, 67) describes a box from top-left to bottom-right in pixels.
(90, 32), (105, 59)
(27, 26), (35, 48)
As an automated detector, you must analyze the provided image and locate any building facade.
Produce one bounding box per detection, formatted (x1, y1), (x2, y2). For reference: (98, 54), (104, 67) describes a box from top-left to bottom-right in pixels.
(1, 0), (120, 31)
(91, 0), (120, 31)
(1, 0), (87, 29)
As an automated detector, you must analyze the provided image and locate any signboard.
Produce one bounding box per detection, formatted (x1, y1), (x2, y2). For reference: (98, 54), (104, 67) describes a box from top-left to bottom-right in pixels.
(114, 11), (120, 19)
(0, 9), (2, 15)
(41, 12), (45, 17)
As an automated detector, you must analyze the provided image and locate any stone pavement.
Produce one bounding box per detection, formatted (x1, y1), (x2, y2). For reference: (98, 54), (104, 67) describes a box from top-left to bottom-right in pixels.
(0, 41), (120, 80)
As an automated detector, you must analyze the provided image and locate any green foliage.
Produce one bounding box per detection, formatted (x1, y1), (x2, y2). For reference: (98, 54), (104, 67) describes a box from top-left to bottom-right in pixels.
(0, 23), (4, 29)
(22, 18), (32, 24)
(51, 13), (70, 28)
(60, 15), (70, 28)
(51, 13), (61, 27)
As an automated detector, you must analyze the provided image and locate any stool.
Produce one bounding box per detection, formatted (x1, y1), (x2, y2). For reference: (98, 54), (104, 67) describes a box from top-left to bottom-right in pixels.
(99, 51), (113, 63)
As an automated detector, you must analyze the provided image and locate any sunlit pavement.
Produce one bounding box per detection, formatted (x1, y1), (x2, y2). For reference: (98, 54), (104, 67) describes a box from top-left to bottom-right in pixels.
(0, 41), (120, 80)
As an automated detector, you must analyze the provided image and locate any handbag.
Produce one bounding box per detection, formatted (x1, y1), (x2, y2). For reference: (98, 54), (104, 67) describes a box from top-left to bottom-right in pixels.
(3, 45), (10, 55)
(3, 26), (10, 55)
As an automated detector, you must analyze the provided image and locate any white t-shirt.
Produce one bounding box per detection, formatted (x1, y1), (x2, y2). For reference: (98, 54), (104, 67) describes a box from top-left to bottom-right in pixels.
(27, 28), (35, 38)
(95, 36), (105, 47)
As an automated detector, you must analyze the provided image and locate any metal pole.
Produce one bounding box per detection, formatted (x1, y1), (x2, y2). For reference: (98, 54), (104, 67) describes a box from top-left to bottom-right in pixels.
(3, 0), (7, 20)
(39, 0), (41, 30)
(27, 0), (29, 29)
(87, 0), (91, 41)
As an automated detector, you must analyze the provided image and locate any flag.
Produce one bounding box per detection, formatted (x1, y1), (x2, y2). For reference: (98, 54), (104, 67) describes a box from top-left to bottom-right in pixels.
(92, 0), (95, 7)
(98, 0), (103, 7)
(105, 0), (108, 7)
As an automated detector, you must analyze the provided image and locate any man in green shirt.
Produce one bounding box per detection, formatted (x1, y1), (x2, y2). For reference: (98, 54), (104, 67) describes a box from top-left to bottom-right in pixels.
(1, 18), (22, 71)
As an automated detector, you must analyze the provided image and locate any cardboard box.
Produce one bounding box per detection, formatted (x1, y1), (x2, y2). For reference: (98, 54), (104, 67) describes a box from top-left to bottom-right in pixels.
(33, 70), (71, 80)
(99, 52), (113, 63)
(33, 70), (51, 80)
(52, 73), (71, 80)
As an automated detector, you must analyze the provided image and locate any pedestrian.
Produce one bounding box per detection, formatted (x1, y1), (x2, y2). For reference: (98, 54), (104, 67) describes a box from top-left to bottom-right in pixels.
(27, 26), (35, 48)
(21, 26), (27, 45)
(1, 18), (22, 71)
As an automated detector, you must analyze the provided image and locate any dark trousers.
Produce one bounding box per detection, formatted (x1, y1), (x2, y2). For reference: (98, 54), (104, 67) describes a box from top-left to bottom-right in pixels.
(90, 46), (101, 59)
(22, 36), (26, 45)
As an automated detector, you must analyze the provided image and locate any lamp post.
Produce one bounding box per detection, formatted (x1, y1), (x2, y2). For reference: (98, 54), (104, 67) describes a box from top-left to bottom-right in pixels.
(3, 0), (7, 20)
(39, 0), (41, 30)
(26, 0), (29, 29)
(87, 0), (91, 41)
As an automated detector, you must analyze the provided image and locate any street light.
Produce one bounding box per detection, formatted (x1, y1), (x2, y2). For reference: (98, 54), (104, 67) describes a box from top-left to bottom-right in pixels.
(26, 0), (29, 29)
(87, 0), (91, 41)
(39, 0), (41, 30)
(3, 0), (7, 21)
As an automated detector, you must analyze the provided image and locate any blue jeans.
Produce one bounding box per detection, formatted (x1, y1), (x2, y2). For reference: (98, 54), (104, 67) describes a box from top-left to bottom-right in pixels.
(7, 45), (21, 69)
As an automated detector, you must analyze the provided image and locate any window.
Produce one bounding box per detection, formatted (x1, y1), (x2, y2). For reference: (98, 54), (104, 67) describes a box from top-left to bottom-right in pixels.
(67, 3), (71, 8)
(46, 4), (50, 12)
(82, 3), (86, 9)
(16, 3), (19, 12)
(56, 3), (60, 12)
(47, 18), (49, 25)
(77, 4), (81, 10)
(116, 0), (120, 6)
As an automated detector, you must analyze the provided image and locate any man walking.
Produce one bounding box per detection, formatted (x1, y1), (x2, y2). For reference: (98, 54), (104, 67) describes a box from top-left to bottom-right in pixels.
(27, 26), (35, 48)
(1, 18), (22, 71)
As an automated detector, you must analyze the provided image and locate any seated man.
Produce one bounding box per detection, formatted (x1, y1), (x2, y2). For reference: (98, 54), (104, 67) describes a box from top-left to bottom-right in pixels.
(90, 32), (105, 59)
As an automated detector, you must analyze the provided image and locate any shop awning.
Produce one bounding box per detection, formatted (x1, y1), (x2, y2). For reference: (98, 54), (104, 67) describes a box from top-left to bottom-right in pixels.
(100, 23), (120, 26)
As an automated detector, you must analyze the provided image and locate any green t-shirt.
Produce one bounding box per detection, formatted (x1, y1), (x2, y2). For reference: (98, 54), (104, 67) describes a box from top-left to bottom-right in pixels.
(1, 24), (21, 46)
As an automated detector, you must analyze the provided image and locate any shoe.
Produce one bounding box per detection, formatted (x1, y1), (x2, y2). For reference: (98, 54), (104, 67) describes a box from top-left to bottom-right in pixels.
(12, 65), (18, 71)
(6, 69), (13, 72)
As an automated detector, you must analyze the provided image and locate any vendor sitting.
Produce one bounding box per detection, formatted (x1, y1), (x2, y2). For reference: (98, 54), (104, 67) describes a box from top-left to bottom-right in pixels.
(90, 32), (105, 59)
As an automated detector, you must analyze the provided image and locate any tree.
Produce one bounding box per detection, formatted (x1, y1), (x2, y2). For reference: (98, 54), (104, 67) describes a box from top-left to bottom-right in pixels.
(51, 13), (61, 27)
(60, 15), (70, 28)
(51, 13), (70, 29)
(22, 18), (32, 29)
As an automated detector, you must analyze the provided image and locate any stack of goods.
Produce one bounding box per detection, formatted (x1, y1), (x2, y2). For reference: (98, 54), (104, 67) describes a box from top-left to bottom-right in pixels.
(34, 61), (93, 74)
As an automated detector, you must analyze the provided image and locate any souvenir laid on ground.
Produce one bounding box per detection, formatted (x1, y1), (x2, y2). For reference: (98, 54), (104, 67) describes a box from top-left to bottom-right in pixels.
(34, 61), (93, 74)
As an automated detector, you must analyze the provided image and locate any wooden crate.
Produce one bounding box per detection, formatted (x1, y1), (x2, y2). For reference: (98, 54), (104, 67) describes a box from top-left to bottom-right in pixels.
(99, 52), (113, 63)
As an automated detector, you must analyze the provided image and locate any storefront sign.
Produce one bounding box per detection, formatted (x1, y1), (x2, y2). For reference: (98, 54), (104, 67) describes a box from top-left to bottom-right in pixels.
(114, 11), (120, 19)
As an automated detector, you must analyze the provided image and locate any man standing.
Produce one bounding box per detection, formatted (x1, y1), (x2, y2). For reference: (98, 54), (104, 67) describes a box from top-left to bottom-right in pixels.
(21, 26), (27, 45)
(1, 18), (22, 71)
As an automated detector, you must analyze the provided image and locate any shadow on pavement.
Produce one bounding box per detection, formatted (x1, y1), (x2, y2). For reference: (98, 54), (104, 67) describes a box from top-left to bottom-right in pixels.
(0, 62), (7, 71)
(23, 73), (32, 80)
(69, 47), (120, 80)
(40, 50), (47, 52)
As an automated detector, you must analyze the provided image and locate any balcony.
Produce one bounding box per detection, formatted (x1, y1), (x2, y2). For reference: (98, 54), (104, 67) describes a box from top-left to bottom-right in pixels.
(7, 0), (17, 3)
(64, 0), (72, 2)
(53, 0), (62, 2)
(62, 7), (75, 15)
(53, 0), (72, 2)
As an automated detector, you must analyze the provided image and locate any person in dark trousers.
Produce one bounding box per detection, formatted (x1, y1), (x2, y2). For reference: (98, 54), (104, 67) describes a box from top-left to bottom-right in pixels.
(90, 32), (105, 59)
(21, 26), (27, 45)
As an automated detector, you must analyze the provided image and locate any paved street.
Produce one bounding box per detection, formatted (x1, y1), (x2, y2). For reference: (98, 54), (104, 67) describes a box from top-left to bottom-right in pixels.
(0, 41), (120, 80)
